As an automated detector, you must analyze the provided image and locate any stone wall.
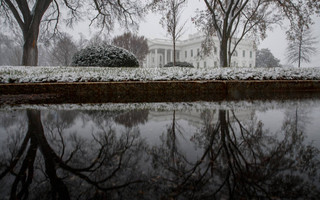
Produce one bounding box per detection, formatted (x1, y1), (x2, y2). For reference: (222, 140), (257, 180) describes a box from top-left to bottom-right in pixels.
(1, 80), (320, 104)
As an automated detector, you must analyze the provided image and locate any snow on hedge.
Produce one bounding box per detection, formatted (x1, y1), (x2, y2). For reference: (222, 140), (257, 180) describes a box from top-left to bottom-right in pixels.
(0, 66), (320, 83)
(71, 45), (139, 67)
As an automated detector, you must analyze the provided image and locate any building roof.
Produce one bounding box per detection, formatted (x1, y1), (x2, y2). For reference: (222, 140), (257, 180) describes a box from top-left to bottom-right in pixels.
(148, 33), (255, 49)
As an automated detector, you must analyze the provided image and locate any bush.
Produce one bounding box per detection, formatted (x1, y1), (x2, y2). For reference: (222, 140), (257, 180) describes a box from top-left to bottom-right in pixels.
(163, 61), (194, 68)
(71, 45), (139, 67)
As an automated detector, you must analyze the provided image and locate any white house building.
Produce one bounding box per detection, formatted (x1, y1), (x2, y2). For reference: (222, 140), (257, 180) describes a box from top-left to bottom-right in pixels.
(145, 33), (256, 68)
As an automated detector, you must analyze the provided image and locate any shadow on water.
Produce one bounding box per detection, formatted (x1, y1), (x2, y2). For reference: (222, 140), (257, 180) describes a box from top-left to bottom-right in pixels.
(0, 102), (320, 199)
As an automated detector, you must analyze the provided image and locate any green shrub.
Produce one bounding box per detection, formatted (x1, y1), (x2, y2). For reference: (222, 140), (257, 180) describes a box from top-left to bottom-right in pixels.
(71, 45), (139, 67)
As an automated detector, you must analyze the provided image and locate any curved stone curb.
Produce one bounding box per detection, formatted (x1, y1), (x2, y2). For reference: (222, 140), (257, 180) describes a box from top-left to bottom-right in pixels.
(1, 80), (320, 104)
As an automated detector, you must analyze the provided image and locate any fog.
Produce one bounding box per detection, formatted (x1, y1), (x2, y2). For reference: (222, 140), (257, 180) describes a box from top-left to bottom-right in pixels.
(1, 1), (319, 67)
(69, 1), (320, 68)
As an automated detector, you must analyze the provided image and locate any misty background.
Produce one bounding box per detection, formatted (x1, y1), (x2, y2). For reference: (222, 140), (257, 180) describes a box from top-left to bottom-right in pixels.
(1, 1), (319, 67)
(67, 1), (319, 68)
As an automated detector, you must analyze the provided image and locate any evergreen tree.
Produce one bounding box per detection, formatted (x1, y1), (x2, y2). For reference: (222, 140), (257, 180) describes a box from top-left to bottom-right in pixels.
(256, 48), (281, 68)
(286, 27), (318, 68)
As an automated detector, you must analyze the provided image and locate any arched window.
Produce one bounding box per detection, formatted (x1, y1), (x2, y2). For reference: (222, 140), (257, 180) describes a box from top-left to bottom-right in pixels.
(233, 51), (238, 57)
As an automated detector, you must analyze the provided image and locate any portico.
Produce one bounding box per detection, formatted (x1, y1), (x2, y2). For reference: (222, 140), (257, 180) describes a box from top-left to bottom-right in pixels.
(144, 33), (256, 68)
(146, 39), (182, 68)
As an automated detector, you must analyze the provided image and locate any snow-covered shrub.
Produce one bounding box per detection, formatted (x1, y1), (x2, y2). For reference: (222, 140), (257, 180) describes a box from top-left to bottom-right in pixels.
(71, 45), (139, 67)
(163, 61), (194, 68)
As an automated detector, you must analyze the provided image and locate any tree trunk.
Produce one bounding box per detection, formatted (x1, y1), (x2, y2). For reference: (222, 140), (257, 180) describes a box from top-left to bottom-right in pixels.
(228, 52), (232, 67)
(27, 110), (71, 199)
(173, 40), (176, 66)
(5, 0), (53, 66)
(22, 34), (38, 66)
(298, 38), (302, 68)
(21, 16), (42, 66)
(219, 38), (229, 68)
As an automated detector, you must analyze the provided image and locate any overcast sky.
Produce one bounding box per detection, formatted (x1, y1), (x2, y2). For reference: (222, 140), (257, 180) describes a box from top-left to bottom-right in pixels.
(71, 1), (320, 68)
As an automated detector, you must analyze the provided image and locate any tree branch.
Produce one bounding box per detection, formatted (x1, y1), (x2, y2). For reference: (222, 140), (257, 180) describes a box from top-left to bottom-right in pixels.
(3, 0), (25, 31)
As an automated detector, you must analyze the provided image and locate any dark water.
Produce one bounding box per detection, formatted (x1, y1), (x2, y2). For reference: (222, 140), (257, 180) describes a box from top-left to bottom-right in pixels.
(1, 99), (320, 200)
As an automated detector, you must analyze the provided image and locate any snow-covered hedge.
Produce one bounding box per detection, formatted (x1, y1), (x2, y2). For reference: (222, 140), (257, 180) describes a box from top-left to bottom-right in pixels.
(0, 66), (320, 83)
(164, 61), (194, 68)
(71, 45), (139, 67)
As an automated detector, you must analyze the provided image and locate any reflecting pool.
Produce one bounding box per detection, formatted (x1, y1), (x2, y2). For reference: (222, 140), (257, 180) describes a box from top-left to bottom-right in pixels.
(1, 99), (320, 199)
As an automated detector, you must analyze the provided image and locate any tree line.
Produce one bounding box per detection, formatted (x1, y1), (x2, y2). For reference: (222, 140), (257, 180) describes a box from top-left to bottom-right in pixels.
(0, 0), (319, 67)
(0, 32), (148, 67)
(0, 30), (284, 68)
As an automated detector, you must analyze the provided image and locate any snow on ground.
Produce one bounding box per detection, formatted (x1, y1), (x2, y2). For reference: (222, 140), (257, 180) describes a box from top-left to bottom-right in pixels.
(0, 98), (318, 112)
(0, 66), (320, 83)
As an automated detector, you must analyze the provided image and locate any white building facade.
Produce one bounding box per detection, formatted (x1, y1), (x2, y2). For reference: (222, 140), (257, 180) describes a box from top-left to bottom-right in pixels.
(145, 33), (256, 68)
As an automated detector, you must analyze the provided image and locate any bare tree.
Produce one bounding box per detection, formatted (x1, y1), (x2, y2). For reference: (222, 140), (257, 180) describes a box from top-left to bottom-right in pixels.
(195, 0), (320, 68)
(112, 32), (149, 66)
(48, 32), (78, 66)
(286, 27), (318, 68)
(0, 0), (150, 66)
(152, 0), (187, 66)
(0, 33), (11, 65)
(0, 33), (22, 65)
(86, 33), (110, 47)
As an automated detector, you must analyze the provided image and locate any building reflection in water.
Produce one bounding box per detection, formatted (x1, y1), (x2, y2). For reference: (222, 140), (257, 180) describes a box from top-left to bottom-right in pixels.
(0, 101), (320, 199)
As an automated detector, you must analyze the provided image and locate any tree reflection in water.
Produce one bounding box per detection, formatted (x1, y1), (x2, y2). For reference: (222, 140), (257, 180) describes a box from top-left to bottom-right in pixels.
(0, 110), (148, 199)
(150, 109), (320, 199)
(0, 106), (319, 200)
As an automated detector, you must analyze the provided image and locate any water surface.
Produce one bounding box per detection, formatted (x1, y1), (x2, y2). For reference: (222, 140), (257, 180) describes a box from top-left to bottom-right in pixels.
(1, 99), (320, 199)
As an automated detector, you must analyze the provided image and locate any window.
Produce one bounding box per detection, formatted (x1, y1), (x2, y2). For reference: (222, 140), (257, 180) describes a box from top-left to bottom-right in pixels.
(152, 57), (154, 63)
(197, 48), (200, 56)
(250, 51), (252, 58)
(204, 61), (207, 68)
(243, 50), (246, 57)
(185, 51), (187, 58)
(176, 51), (180, 60)
(233, 51), (238, 57)
(191, 49), (193, 57)
(214, 47), (217, 55)
(214, 61), (218, 67)
(234, 61), (238, 67)
(249, 64), (252, 67)
(197, 62), (200, 68)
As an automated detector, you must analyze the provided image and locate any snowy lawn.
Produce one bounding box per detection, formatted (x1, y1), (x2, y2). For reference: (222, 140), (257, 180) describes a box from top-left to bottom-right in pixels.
(0, 66), (320, 83)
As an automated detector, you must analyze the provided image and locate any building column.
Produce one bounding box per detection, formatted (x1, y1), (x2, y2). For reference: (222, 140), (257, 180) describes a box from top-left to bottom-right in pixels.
(164, 49), (167, 65)
(155, 49), (158, 68)
(146, 54), (149, 68)
(171, 49), (174, 63)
